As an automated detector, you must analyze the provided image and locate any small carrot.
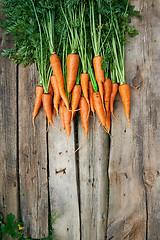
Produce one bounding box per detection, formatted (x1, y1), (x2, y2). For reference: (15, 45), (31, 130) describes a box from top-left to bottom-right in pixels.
(106, 110), (111, 133)
(88, 81), (95, 114)
(110, 83), (118, 115)
(80, 73), (89, 104)
(50, 75), (61, 114)
(50, 53), (69, 110)
(63, 105), (72, 140)
(93, 92), (106, 126)
(67, 54), (79, 93)
(93, 56), (104, 101)
(59, 99), (65, 130)
(42, 93), (53, 125)
(33, 86), (44, 120)
(104, 78), (112, 113)
(71, 84), (81, 119)
(119, 83), (131, 126)
(75, 97), (89, 153)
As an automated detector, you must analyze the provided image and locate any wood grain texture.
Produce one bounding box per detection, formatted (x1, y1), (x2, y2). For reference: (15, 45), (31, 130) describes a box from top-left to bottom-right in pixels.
(78, 114), (109, 240)
(48, 118), (80, 240)
(107, 1), (160, 239)
(0, 21), (18, 221)
(19, 64), (48, 239)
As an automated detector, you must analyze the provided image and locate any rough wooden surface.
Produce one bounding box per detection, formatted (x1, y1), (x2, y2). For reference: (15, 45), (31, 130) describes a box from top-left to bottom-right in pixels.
(0, 24), (19, 221)
(78, 114), (109, 240)
(48, 118), (80, 240)
(18, 64), (48, 239)
(107, 1), (160, 239)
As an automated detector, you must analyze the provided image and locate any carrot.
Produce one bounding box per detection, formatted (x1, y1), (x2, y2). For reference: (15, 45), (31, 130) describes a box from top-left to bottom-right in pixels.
(33, 86), (44, 120)
(119, 83), (131, 126)
(42, 93), (53, 125)
(49, 82), (54, 96)
(59, 99), (65, 130)
(63, 105), (72, 139)
(88, 81), (95, 114)
(106, 110), (111, 133)
(50, 53), (69, 110)
(67, 54), (79, 93)
(80, 73), (89, 104)
(93, 92), (106, 126)
(110, 83), (118, 115)
(75, 97), (89, 153)
(53, 107), (56, 117)
(71, 84), (81, 119)
(50, 75), (61, 114)
(93, 56), (104, 101)
(104, 78), (112, 113)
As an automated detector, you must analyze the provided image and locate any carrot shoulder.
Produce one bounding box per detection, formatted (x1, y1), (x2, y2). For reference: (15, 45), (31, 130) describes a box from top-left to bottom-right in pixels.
(33, 86), (44, 120)
(67, 54), (79, 93)
(50, 53), (69, 110)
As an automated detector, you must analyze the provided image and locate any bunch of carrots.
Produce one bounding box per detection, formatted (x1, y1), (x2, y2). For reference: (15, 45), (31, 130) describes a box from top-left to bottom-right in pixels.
(0, 0), (141, 149)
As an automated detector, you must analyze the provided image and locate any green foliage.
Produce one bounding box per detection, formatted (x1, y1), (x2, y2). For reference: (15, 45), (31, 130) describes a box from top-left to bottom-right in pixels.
(0, 211), (59, 240)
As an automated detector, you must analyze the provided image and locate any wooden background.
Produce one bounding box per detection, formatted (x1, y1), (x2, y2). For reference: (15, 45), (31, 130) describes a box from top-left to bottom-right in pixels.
(0, 1), (160, 239)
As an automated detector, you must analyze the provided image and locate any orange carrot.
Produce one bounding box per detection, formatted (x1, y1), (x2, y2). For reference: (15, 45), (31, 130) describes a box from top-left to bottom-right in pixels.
(80, 73), (89, 104)
(53, 107), (56, 117)
(88, 81), (95, 114)
(93, 92), (106, 126)
(119, 83), (131, 126)
(42, 93), (53, 125)
(104, 78), (112, 113)
(33, 86), (44, 120)
(93, 56), (104, 101)
(59, 99), (65, 130)
(50, 75), (61, 114)
(50, 53), (69, 109)
(63, 105), (72, 139)
(71, 84), (81, 119)
(67, 54), (79, 93)
(75, 97), (89, 152)
(110, 83), (118, 115)
(106, 110), (111, 133)
(49, 82), (54, 96)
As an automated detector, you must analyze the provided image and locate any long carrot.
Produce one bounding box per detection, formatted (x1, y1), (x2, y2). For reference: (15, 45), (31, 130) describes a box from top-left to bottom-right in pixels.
(88, 81), (95, 114)
(50, 53), (69, 110)
(119, 83), (131, 126)
(50, 75), (61, 114)
(104, 78), (112, 113)
(67, 54), (79, 93)
(42, 93), (53, 125)
(33, 86), (44, 120)
(93, 92), (106, 126)
(106, 110), (111, 133)
(80, 73), (89, 104)
(63, 105), (72, 140)
(93, 56), (104, 101)
(49, 82), (54, 96)
(110, 83), (118, 115)
(59, 99), (65, 130)
(71, 84), (81, 119)
(75, 97), (89, 153)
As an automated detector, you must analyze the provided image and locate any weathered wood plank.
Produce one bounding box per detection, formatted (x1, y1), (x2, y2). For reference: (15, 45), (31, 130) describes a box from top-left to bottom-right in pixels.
(19, 64), (48, 239)
(78, 114), (109, 240)
(48, 118), (80, 240)
(107, 0), (160, 239)
(0, 22), (18, 221)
